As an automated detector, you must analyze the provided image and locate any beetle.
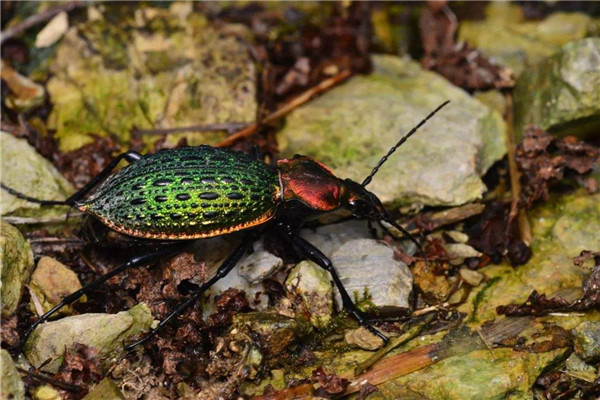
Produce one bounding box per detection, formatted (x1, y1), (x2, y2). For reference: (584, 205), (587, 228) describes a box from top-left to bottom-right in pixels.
(3, 101), (449, 351)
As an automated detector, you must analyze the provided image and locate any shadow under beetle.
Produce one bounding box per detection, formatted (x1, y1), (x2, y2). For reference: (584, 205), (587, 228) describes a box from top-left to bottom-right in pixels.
(3, 101), (449, 351)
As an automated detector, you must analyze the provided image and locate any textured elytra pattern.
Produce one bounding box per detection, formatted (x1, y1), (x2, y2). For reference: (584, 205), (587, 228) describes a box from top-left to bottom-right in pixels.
(78, 146), (280, 239)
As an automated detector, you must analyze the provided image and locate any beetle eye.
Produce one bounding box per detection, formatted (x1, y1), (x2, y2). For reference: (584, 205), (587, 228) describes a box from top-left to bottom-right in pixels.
(350, 199), (371, 215)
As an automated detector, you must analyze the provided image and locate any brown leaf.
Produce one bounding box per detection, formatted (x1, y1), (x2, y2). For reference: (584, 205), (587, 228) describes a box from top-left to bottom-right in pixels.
(497, 252), (600, 316)
(419, 4), (514, 90)
(54, 343), (102, 399)
(311, 366), (349, 395)
(516, 127), (600, 208)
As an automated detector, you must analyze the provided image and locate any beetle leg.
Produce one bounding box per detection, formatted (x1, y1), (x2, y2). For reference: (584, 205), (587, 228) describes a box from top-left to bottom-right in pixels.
(20, 242), (186, 352)
(124, 231), (258, 350)
(1, 150), (142, 207)
(64, 150), (142, 204)
(286, 233), (389, 345)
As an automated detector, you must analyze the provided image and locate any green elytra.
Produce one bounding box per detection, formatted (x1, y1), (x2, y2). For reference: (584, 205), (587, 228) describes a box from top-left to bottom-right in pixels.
(79, 146), (280, 239)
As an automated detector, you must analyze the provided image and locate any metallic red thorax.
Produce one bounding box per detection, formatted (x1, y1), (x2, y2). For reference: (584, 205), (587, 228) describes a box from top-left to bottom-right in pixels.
(277, 155), (342, 211)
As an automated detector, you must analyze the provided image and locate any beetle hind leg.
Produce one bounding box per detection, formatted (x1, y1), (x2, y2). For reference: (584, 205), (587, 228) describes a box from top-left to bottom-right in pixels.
(20, 242), (186, 352)
(125, 231), (258, 350)
(285, 232), (389, 345)
(2, 150), (142, 207)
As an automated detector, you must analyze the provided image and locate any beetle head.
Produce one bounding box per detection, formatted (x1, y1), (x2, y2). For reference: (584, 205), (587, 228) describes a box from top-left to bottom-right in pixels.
(340, 179), (386, 220)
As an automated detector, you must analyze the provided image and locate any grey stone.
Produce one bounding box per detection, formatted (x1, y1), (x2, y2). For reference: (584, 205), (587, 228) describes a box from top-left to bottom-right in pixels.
(238, 241), (283, 284)
(514, 38), (600, 139)
(285, 261), (333, 328)
(24, 303), (153, 373)
(573, 321), (600, 362)
(330, 238), (413, 312)
(193, 236), (277, 314)
(299, 219), (374, 259)
(1, 221), (34, 317)
(1, 132), (73, 217)
(278, 54), (506, 207)
(1, 349), (25, 400)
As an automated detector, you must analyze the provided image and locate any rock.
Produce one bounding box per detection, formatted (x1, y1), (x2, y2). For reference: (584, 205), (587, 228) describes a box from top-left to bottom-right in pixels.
(279, 54), (506, 207)
(514, 38), (600, 139)
(1, 221), (34, 317)
(459, 3), (595, 77)
(193, 236), (275, 314)
(83, 378), (125, 400)
(572, 321), (600, 362)
(412, 260), (451, 303)
(35, 11), (69, 48)
(330, 239), (413, 312)
(238, 241), (283, 284)
(46, 5), (257, 151)
(374, 347), (568, 399)
(1, 132), (73, 216)
(24, 303), (153, 373)
(299, 220), (373, 258)
(29, 256), (84, 316)
(33, 385), (61, 400)
(444, 243), (482, 265)
(0, 349), (25, 400)
(564, 353), (597, 383)
(457, 191), (599, 325)
(1, 60), (45, 112)
(445, 230), (469, 244)
(459, 268), (485, 287)
(285, 261), (333, 328)
(551, 193), (600, 255)
(232, 312), (312, 357)
(345, 326), (385, 351)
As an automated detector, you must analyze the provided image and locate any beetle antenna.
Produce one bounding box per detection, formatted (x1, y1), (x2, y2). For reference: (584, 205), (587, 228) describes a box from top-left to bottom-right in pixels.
(362, 100), (450, 187)
(380, 216), (430, 268)
(1, 183), (72, 206)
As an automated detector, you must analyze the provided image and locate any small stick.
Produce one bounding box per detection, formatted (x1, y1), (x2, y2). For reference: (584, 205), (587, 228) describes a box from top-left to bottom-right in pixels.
(354, 314), (435, 375)
(504, 92), (531, 245)
(216, 70), (352, 148)
(0, 1), (83, 45)
(16, 367), (82, 392)
(131, 122), (249, 136)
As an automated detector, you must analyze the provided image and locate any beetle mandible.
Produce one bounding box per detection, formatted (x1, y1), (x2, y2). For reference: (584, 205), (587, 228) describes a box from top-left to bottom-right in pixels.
(3, 101), (449, 350)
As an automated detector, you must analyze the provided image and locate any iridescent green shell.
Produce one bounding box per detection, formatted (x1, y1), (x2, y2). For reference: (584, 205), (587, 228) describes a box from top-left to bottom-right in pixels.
(78, 146), (280, 239)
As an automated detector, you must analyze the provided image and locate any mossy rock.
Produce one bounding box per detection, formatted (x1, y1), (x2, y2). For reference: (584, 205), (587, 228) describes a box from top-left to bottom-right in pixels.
(514, 38), (600, 139)
(0, 220), (34, 317)
(0, 132), (73, 217)
(46, 5), (257, 151)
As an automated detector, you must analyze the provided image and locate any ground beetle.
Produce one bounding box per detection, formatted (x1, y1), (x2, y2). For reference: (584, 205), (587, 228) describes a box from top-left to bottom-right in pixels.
(3, 101), (449, 351)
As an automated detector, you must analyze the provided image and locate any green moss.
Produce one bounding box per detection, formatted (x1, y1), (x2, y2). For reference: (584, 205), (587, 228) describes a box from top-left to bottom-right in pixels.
(469, 276), (501, 323)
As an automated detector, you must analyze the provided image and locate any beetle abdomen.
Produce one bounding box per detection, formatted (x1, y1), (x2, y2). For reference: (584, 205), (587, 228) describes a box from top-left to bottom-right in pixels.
(79, 146), (280, 239)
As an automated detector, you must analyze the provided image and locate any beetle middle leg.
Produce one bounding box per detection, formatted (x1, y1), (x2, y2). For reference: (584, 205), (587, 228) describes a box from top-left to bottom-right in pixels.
(285, 232), (389, 344)
(20, 241), (187, 351)
(125, 231), (259, 350)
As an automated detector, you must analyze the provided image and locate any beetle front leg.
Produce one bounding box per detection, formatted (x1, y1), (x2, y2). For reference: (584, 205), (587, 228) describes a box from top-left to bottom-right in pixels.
(125, 231), (259, 350)
(286, 233), (389, 345)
